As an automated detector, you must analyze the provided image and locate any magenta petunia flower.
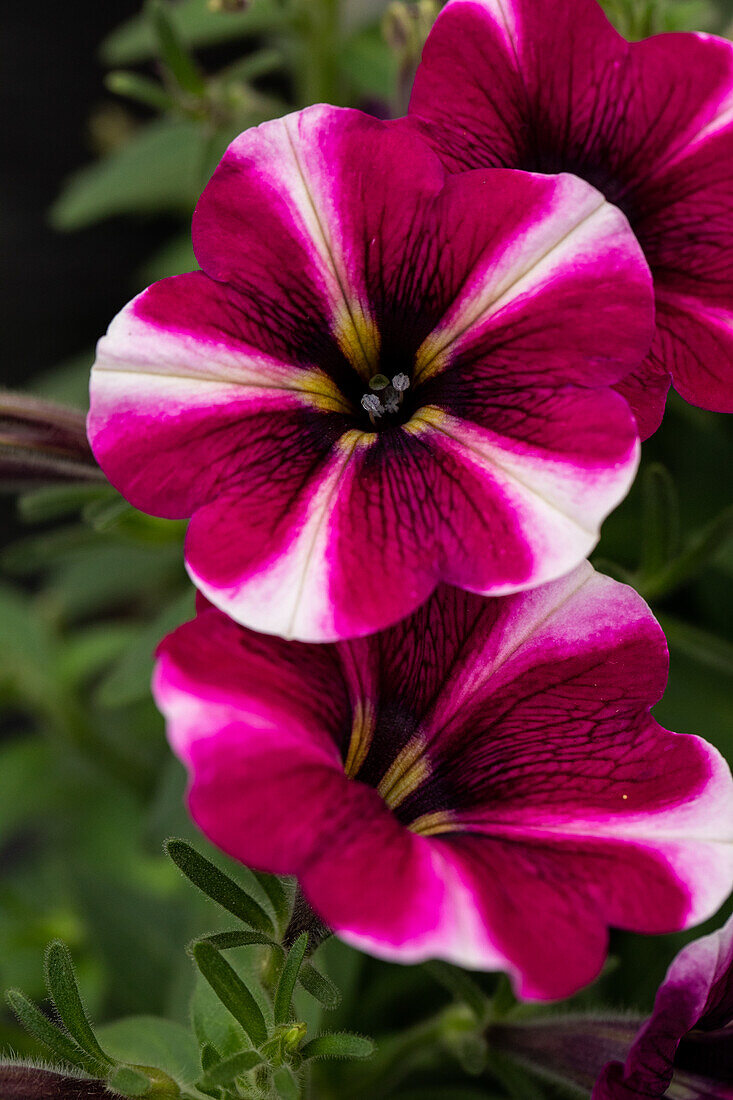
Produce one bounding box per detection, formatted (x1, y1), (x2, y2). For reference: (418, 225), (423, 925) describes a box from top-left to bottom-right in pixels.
(409, 0), (733, 437)
(88, 105), (653, 642)
(593, 912), (733, 1098)
(153, 563), (733, 1001)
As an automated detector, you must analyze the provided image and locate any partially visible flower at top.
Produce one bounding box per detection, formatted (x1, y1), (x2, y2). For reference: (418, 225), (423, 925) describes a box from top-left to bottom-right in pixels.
(153, 563), (733, 1001)
(88, 105), (652, 642)
(409, 0), (733, 438)
(594, 911), (733, 1098)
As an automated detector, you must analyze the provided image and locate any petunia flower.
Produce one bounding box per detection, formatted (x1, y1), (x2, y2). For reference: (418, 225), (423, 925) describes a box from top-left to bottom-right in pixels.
(409, 0), (733, 437)
(487, 913), (733, 1096)
(594, 911), (733, 1098)
(153, 563), (733, 1001)
(88, 105), (653, 642)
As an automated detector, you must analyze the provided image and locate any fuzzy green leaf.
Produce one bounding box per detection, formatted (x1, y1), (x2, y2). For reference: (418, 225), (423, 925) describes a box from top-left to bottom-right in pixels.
(297, 964), (341, 1010)
(192, 942), (267, 1048)
(199, 1049), (262, 1088)
(44, 941), (113, 1066)
(299, 1032), (374, 1062)
(274, 934), (308, 1026)
(6, 990), (101, 1075)
(165, 840), (274, 934)
(107, 1065), (151, 1097)
(252, 872), (290, 931)
(272, 1065), (300, 1100)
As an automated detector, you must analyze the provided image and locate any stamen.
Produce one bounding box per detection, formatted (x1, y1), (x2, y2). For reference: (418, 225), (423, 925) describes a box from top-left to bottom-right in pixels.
(409, 810), (456, 838)
(361, 394), (384, 416)
(378, 735), (431, 810)
(392, 373), (410, 392)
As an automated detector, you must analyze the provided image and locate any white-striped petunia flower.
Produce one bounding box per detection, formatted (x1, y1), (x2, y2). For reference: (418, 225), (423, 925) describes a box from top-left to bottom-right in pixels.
(89, 106), (654, 642)
(153, 564), (733, 1001)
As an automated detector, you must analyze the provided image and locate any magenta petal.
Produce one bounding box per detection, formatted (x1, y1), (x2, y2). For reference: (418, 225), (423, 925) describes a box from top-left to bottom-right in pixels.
(410, 0), (733, 426)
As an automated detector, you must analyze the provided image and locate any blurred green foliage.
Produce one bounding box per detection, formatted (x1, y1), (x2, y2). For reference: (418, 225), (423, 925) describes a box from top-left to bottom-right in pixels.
(1, 1), (733, 1097)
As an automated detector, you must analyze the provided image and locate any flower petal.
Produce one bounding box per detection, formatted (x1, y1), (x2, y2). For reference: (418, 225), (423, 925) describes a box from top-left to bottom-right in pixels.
(194, 105), (448, 380)
(88, 272), (350, 519)
(414, 171), (654, 390)
(432, 834), (700, 1001)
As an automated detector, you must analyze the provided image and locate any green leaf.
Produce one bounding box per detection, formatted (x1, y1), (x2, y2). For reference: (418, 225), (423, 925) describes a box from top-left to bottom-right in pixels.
(106, 70), (175, 111)
(639, 463), (680, 578)
(50, 119), (207, 230)
(192, 942), (267, 1048)
(101, 0), (290, 65)
(200, 930), (280, 951)
(148, 0), (206, 95)
(424, 962), (489, 1023)
(138, 234), (197, 283)
(252, 872), (290, 932)
(657, 613), (733, 678)
(192, 973), (248, 1059)
(165, 840), (274, 934)
(199, 1049), (262, 1088)
(200, 1043), (220, 1072)
(272, 1065), (300, 1100)
(6, 990), (100, 1074)
(107, 1065), (151, 1097)
(44, 941), (113, 1066)
(297, 964), (341, 1010)
(341, 26), (397, 100)
(96, 1017), (201, 1090)
(274, 934), (308, 1026)
(95, 590), (195, 708)
(299, 1031), (374, 1062)
(83, 497), (136, 533)
(18, 484), (115, 524)
(641, 504), (733, 600)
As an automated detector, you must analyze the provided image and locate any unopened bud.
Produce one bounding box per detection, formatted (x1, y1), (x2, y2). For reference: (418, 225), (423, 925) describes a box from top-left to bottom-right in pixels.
(487, 1017), (641, 1094)
(0, 391), (103, 488)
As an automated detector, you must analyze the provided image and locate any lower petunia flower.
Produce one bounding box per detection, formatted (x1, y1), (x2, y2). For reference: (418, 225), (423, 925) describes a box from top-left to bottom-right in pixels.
(594, 912), (733, 1098)
(88, 105), (652, 642)
(153, 563), (733, 1001)
(409, 0), (733, 436)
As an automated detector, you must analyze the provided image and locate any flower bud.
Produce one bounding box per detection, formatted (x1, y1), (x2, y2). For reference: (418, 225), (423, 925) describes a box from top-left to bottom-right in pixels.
(0, 391), (102, 488)
(487, 1017), (641, 1093)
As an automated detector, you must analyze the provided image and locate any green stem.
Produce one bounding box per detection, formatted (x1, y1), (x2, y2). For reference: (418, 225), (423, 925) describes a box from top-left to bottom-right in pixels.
(292, 0), (341, 106)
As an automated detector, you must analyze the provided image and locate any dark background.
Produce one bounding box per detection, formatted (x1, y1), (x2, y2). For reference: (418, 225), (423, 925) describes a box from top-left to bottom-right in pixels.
(2, 1), (155, 390)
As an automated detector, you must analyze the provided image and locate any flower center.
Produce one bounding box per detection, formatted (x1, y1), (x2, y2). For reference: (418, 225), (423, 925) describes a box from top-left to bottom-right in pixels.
(360, 372), (411, 430)
(343, 703), (455, 838)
